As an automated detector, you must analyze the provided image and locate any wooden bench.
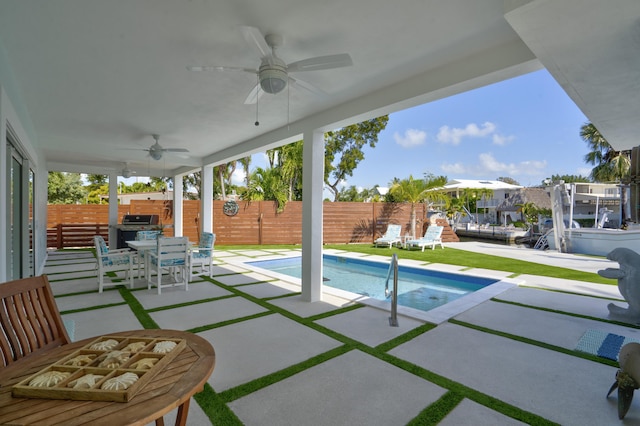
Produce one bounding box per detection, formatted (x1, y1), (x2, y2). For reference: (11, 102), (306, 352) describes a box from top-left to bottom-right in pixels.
(0, 275), (70, 367)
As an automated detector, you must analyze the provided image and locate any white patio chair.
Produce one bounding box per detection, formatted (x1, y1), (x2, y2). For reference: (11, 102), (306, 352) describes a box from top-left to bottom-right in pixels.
(406, 226), (444, 251)
(147, 236), (189, 294)
(189, 232), (216, 279)
(374, 224), (402, 248)
(135, 230), (161, 278)
(94, 235), (135, 293)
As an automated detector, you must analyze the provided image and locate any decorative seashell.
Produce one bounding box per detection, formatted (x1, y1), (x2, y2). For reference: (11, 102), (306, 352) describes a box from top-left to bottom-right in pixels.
(130, 357), (158, 370)
(67, 374), (104, 389)
(28, 371), (71, 387)
(122, 341), (147, 353)
(98, 350), (130, 368)
(89, 339), (119, 351)
(152, 341), (177, 354)
(101, 372), (138, 391)
(620, 342), (640, 383)
(63, 354), (96, 366)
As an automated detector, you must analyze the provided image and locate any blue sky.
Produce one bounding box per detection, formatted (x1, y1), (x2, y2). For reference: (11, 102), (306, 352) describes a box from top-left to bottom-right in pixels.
(339, 68), (592, 190)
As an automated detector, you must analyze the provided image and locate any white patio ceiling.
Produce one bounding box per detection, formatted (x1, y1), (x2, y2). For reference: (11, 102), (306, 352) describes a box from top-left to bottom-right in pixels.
(0, 0), (637, 179)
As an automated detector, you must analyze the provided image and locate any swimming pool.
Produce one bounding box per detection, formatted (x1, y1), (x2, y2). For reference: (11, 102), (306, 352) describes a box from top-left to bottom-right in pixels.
(246, 254), (499, 313)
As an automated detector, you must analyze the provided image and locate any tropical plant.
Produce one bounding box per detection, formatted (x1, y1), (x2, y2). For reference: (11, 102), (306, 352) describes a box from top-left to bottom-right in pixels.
(389, 174), (448, 237)
(245, 167), (288, 212)
(581, 121), (631, 222)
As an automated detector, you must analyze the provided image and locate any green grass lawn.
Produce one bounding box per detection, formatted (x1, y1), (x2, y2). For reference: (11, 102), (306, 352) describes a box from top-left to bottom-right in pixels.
(219, 243), (614, 285)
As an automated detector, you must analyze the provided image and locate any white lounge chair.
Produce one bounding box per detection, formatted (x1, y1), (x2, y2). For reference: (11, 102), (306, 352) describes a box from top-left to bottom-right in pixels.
(374, 224), (402, 248)
(406, 225), (444, 251)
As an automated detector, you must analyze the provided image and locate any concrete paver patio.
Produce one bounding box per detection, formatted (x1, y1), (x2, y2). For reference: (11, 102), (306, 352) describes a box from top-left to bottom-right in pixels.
(38, 242), (640, 425)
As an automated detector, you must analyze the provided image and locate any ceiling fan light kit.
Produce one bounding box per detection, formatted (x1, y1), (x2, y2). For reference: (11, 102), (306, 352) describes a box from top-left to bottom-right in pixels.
(259, 61), (287, 94)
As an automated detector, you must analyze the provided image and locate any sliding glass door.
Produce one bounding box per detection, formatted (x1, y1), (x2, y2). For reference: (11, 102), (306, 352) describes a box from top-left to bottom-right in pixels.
(7, 137), (32, 279)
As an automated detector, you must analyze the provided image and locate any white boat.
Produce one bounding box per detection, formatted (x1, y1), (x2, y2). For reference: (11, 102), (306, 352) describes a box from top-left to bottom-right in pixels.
(546, 227), (640, 257)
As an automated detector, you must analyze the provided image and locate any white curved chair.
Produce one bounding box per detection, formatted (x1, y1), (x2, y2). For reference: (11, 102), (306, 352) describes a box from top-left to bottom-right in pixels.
(189, 232), (216, 279)
(94, 235), (134, 293)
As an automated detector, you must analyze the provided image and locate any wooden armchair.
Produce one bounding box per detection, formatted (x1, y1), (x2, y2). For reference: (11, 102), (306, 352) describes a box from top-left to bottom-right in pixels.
(0, 275), (70, 367)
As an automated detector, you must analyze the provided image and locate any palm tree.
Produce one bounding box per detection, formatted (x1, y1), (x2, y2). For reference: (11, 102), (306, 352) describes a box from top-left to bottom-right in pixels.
(389, 174), (448, 238)
(245, 167), (289, 212)
(581, 122), (631, 222)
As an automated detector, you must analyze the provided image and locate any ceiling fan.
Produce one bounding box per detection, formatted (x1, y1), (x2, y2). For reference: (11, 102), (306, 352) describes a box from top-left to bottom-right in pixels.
(144, 134), (189, 160)
(187, 26), (353, 104)
(121, 163), (137, 179)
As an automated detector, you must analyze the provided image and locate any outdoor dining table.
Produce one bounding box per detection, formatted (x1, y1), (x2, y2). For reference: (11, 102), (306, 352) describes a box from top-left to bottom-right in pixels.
(0, 329), (215, 426)
(126, 239), (192, 282)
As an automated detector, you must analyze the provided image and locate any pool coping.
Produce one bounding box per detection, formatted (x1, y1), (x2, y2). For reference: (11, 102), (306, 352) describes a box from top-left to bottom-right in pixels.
(230, 251), (522, 324)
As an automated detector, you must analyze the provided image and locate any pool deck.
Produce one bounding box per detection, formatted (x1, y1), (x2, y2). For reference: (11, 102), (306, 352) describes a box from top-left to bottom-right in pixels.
(44, 241), (638, 425)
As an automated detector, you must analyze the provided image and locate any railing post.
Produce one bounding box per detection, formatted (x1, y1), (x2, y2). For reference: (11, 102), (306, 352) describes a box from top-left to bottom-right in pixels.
(57, 224), (63, 249)
(385, 254), (399, 327)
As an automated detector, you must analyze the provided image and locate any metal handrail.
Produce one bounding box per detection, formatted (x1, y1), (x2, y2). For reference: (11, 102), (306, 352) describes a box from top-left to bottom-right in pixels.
(385, 254), (399, 327)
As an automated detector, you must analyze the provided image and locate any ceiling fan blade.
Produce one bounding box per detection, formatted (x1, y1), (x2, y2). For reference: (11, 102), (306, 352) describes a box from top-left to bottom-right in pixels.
(243, 83), (264, 105)
(289, 76), (325, 96)
(187, 65), (256, 73)
(287, 53), (353, 72)
(164, 148), (189, 153)
(240, 26), (271, 59)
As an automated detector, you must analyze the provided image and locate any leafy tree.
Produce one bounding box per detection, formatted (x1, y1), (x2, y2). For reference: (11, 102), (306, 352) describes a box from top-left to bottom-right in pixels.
(548, 174), (591, 184)
(245, 167), (288, 212)
(85, 174), (108, 192)
(389, 174), (448, 237)
(48, 172), (87, 204)
(324, 116), (389, 201)
(496, 176), (520, 186)
(581, 121), (631, 222)
(581, 122), (630, 182)
(336, 185), (379, 202)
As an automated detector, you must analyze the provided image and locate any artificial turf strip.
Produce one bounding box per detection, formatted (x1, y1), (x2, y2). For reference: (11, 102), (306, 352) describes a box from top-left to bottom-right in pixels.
(193, 384), (243, 426)
(59, 302), (128, 315)
(449, 319), (619, 368)
(145, 294), (238, 313)
(186, 311), (275, 334)
(217, 345), (353, 403)
(491, 298), (640, 330)
(406, 391), (464, 426)
(117, 286), (159, 329)
(375, 322), (437, 352)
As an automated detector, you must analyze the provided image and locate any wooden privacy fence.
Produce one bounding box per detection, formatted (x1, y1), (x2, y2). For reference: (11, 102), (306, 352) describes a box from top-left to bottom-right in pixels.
(47, 200), (455, 248)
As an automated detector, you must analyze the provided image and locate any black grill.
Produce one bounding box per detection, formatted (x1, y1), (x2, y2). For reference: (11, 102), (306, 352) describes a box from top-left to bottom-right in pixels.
(115, 215), (160, 248)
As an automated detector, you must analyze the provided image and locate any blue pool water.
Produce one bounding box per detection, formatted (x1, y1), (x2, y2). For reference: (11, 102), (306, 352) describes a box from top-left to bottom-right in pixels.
(247, 254), (498, 312)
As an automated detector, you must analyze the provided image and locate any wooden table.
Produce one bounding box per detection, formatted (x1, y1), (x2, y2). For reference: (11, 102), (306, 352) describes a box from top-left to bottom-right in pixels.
(0, 329), (215, 426)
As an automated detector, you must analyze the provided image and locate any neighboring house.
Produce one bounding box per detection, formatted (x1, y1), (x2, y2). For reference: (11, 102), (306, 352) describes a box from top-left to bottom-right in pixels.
(438, 179), (523, 224)
(117, 191), (172, 205)
(497, 188), (551, 225)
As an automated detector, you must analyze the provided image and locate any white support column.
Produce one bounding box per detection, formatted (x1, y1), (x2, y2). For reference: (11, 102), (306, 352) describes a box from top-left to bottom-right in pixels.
(201, 165), (214, 233)
(301, 129), (324, 302)
(108, 172), (118, 249)
(173, 174), (183, 237)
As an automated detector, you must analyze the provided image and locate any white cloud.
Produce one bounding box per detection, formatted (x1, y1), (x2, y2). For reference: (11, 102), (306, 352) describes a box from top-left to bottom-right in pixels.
(436, 122), (496, 145)
(440, 162), (468, 174)
(492, 133), (515, 146)
(394, 129), (427, 148)
(440, 153), (547, 177)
